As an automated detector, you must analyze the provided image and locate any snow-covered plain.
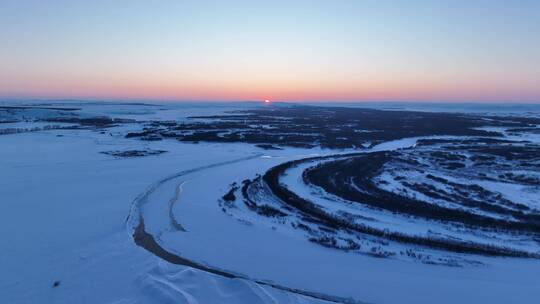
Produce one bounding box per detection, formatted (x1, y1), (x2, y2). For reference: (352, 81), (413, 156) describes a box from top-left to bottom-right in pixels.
(1, 103), (333, 304)
(1, 102), (540, 304)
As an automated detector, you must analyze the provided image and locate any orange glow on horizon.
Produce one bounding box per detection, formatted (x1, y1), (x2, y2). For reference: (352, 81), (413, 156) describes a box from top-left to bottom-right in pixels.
(2, 69), (539, 102)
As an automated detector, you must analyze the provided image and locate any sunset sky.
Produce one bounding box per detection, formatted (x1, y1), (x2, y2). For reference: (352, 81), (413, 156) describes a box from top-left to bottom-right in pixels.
(1, 0), (539, 102)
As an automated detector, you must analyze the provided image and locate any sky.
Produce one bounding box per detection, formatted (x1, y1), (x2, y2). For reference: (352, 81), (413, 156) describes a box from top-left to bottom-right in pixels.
(0, 0), (539, 103)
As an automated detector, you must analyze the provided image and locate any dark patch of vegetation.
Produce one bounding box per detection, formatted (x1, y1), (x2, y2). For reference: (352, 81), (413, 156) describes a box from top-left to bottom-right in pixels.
(241, 179), (257, 209)
(100, 149), (167, 158)
(256, 205), (287, 217)
(121, 105), (540, 149)
(0, 105), (79, 111)
(305, 152), (540, 234)
(239, 179), (288, 218)
(256, 144), (283, 150)
(309, 236), (361, 252)
(443, 162), (466, 170)
(294, 222), (313, 232)
(0, 124), (74, 135)
(222, 183), (238, 202)
(46, 116), (134, 127)
(261, 153), (540, 257)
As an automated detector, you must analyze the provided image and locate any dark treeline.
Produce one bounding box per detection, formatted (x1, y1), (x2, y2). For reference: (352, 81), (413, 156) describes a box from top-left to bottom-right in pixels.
(305, 152), (540, 234)
(122, 105), (540, 149)
(262, 155), (539, 258)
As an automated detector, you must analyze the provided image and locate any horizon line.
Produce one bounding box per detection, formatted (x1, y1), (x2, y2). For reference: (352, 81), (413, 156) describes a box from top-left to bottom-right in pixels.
(1, 96), (540, 105)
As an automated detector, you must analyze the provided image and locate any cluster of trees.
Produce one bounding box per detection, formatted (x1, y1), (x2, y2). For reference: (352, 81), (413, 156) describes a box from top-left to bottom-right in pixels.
(0, 124), (69, 135)
(262, 155), (539, 258)
(239, 178), (287, 218)
(306, 152), (540, 234)
(118, 105), (540, 149)
(308, 236), (360, 251)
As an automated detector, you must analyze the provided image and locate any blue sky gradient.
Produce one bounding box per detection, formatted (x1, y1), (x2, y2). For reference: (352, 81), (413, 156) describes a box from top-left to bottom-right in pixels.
(1, 0), (539, 102)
